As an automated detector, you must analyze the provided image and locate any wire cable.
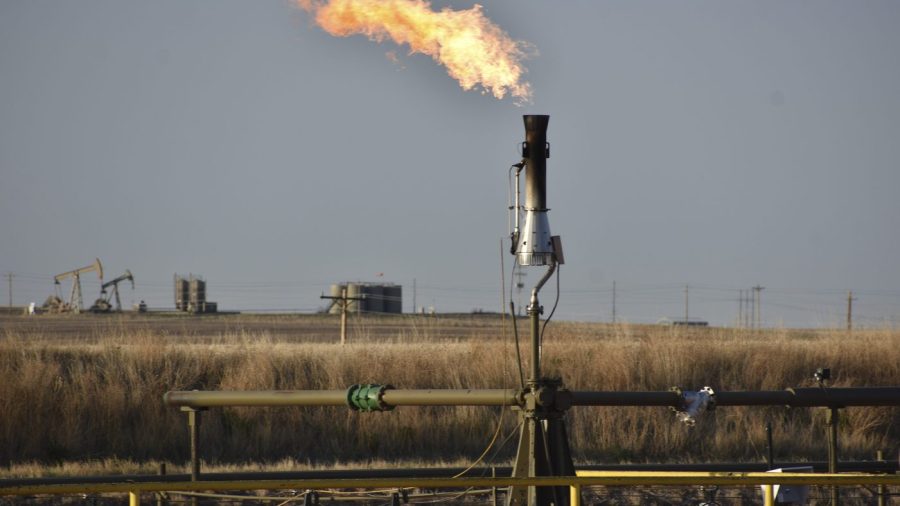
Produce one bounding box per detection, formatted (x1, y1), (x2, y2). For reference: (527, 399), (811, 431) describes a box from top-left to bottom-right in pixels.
(510, 300), (525, 389)
(450, 406), (506, 479)
(509, 259), (525, 389)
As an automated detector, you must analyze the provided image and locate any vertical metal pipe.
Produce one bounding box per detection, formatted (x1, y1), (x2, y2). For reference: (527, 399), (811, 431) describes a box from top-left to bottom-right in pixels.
(529, 298), (540, 383)
(491, 466), (498, 506)
(189, 410), (200, 481)
(185, 408), (201, 506)
(129, 491), (140, 506)
(876, 450), (886, 506)
(763, 484), (775, 506)
(765, 422), (774, 469)
(570, 485), (582, 506)
(528, 262), (556, 384)
(523, 115), (549, 212)
(828, 407), (839, 506)
(157, 463), (167, 506)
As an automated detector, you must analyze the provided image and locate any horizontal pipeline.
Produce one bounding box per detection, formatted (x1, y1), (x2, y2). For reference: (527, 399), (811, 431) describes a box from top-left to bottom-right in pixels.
(165, 386), (900, 410)
(164, 389), (520, 409)
(5, 461), (896, 489)
(5, 473), (900, 496)
(570, 387), (900, 408)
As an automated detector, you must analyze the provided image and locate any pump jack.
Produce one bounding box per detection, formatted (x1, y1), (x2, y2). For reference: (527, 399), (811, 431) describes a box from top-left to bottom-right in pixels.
(91, 270), (134, 313)
(44, 258), (104, 314)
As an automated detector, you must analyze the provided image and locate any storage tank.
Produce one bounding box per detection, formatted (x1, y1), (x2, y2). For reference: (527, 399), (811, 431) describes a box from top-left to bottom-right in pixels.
(346, 283), (364, 314)
(363, 285), (384, 314)
(383, 285), (403, 314)
(328, 283), (346, 314)
(174, 275), (189, 311)
(189, 277), (206, 311)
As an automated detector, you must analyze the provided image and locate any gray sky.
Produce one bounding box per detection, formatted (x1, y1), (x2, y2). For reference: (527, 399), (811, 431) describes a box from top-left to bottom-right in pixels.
(2, 0), (899, 327)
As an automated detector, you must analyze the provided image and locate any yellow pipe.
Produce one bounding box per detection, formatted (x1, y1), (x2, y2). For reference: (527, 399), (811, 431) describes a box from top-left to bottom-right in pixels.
(129, 490), (139, 506)
(570, 484), (581, 506)
(4, 473), (900, 497)
(763, 484), (775, 506)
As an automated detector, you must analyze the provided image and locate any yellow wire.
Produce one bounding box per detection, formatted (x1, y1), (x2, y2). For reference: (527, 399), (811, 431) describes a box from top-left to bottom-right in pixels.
(451, 408), (506, 479)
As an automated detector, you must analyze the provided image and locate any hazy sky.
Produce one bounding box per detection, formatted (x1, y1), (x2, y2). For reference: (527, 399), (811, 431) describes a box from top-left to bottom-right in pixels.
(2, 1), (899, 326)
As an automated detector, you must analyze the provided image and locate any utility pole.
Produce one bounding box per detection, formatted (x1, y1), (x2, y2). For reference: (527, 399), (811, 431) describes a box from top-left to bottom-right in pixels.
(611, 280), (617, 324)
(320, 289), (365, 345)
(737, 289), (744, 328)
(753, 285), (765, 329)
(684, 284), (689, 324)
(412, 278), (417, 314)
(746, 289), (752, 328)
(515, 270), (526, 316)
(6, 272), (11, 310)
(846, 290), (856, 332)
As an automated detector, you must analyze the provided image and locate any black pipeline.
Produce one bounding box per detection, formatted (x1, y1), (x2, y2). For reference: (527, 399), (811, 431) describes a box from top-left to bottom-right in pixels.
(571, 387), (900, 408)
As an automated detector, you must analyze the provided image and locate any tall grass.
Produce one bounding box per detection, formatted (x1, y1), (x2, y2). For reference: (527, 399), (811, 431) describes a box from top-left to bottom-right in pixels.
(1, 319), (898, 475)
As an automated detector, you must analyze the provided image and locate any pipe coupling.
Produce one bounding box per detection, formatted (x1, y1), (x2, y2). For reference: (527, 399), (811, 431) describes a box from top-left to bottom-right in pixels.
(346, 384), (394, 412)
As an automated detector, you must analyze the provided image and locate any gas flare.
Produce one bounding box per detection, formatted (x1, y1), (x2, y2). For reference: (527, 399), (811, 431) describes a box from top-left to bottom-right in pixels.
(297, 0), (533, 102)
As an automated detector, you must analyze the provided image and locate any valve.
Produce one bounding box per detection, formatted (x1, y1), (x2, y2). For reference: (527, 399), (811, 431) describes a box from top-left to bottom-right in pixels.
(671, 386), (716, 426)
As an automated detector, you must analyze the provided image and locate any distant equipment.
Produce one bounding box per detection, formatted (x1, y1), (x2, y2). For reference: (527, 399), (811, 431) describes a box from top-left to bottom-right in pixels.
(658, 317), (709, 327)
(327, 283), (402, 314)
(90, 270), (134, 313)
(174, 274), (217, 313)
(672, 318), (709, 327)
(43, 258), (104, 314)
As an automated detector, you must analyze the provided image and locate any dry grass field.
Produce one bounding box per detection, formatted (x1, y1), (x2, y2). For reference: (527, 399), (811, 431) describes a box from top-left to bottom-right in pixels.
(1, 313), (898, 478)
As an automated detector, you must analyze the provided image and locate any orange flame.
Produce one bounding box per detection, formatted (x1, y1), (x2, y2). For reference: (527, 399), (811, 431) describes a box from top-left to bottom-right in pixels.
(297, 0), (533, 102)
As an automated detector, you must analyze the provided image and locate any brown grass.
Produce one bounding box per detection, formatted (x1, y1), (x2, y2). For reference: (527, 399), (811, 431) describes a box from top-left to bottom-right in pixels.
(1, 315), (898, 477)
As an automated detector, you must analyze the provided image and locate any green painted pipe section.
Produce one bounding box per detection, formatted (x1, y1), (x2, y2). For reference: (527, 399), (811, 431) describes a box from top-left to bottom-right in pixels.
(346, 384), (393, 412)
